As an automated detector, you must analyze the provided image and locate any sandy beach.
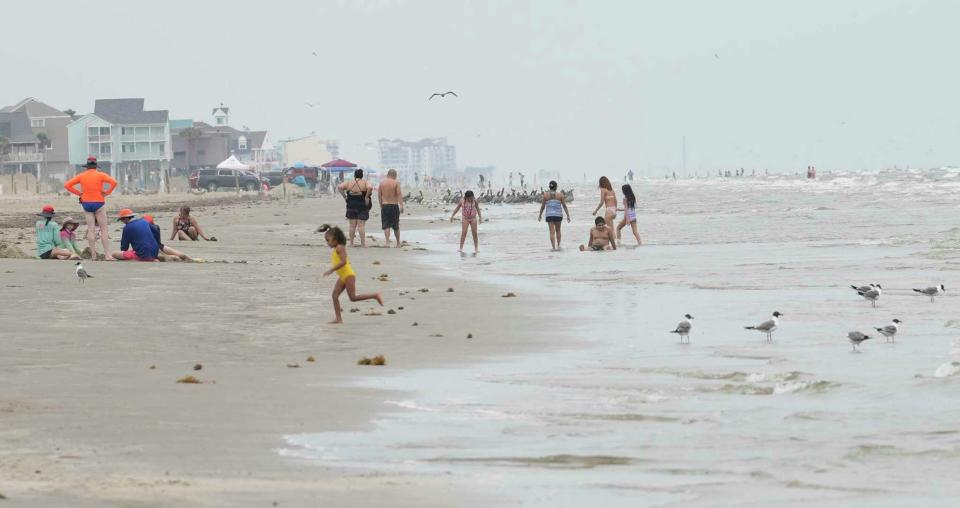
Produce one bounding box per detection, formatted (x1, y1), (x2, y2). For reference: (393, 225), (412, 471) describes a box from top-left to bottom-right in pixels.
(0, 192), (572, 507)
(3, 170), (960, 507)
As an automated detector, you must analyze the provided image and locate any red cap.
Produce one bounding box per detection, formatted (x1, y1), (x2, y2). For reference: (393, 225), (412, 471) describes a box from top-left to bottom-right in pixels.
(87, 156), (97, 162)
(143, 214), (154, 224)
(42, 205), (54, 213)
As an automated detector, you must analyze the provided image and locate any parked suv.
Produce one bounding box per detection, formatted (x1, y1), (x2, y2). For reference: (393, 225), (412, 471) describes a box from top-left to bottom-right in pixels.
(190, 168), (261, 192)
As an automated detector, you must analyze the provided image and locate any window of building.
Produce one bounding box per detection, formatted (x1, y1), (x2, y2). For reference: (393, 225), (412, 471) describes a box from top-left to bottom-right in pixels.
(238, 136), (247, 150)
(101, 144), (111, 154)
(216, 117), (225, 125)
(150, 126), (164, 139)
(121, 143), (135, 153)
(31, 119), (45, 128)
(45, 141), (54, 150)
(135, 127), (149, 138)
(88, 127), (99, 137)
(122, 127), (132, 136)
(156, 143), (165, 153)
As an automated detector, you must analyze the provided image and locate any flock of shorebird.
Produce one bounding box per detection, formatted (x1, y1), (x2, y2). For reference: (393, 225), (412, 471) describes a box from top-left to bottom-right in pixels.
(670, 283), (946, 351)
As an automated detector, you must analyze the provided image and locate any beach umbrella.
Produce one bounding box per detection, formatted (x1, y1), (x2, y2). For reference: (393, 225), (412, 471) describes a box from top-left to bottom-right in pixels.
(216, 155), (250, 171)
(322, 158), (359, 174)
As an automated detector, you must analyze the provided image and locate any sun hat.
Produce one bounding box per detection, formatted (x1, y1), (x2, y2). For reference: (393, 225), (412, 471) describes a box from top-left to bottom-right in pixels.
(116, 208), (136, 221)
(85, 156), (98, 169)
(36, 205), (55, 218)
(142, 214), (154, 224)
(60, 216), (79, 228)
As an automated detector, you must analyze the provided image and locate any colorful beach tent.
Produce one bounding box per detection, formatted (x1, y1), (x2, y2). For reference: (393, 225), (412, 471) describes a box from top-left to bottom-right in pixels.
(321, 158), (358, 173)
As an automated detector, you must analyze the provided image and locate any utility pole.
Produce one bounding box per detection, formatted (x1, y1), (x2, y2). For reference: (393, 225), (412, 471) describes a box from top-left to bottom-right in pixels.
(682, 136), (687, 173)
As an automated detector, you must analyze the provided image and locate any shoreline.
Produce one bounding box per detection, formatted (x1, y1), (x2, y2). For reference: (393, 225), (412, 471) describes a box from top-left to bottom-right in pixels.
(0, 192), (583, 506)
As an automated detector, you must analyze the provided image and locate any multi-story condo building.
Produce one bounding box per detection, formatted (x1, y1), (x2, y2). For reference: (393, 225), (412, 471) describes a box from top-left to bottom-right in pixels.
(377, 137), (456, 177)
(67, 99), (171, 186)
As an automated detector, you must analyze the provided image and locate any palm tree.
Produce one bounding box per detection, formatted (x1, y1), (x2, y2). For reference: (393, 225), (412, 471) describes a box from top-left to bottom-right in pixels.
(0, 136), (8, 173)
(63, 109), (77, 120)
(179, 127), (204, 171)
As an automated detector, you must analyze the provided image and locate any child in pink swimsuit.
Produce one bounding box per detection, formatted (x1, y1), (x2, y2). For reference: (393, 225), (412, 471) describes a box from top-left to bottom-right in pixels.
(450, 190), (482, 253)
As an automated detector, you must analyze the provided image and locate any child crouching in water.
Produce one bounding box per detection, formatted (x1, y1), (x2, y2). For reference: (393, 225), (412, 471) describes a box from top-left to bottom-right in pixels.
(450, 190), (482, 253)
(318, 224), (383, 323)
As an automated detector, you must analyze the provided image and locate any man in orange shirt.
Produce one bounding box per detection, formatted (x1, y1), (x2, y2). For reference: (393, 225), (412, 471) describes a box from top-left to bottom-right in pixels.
(64, 157), (118, 261)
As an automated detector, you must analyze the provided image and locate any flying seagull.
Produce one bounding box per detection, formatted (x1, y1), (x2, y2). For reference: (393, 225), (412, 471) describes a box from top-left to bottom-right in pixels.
(428, 91), (459, 101)
(312, 51), (318, 57)
(75, 262), (92, 284)
(670, 314), (694, 344)
(305, 102), (318, 108)
(745, 311), (781, 343)
(875, 319), (901, 343)
(857, 284), (882, 308)
(848, 331), (872, 352)
(913, 284), (945, 302)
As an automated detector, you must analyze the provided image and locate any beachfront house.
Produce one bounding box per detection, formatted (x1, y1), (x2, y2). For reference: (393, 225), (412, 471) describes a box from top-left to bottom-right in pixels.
(67, 99), (172, 190)
(0, 110), (42, 176)
(0, 98), (73, 181)
(170, 104), (278, 173)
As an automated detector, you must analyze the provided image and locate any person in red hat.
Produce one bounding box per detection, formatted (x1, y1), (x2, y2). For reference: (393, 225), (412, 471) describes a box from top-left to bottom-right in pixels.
(110, 209), (159, 261)
(64, 156), (118, 261)
(34, 205), (80, 260)
(142, 214), (192, 261)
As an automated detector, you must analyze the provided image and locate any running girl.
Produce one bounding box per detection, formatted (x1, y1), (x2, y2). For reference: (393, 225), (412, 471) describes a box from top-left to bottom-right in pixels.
(591, 176), (618, 229)
(616, 184), (642, 245)
(450, 190), (482, 253)
(538, 180), (571, 250)
(64, 157), (117, 261)
(318, 224), (383, 324)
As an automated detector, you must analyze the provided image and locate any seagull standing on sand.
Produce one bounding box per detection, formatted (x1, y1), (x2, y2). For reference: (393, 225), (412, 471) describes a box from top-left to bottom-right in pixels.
(428, 91), (459, 101)
(745, 311), (781, 343)
(850, 283), (875, 293)
(913, 284), (945, 302)
(857, 284), (882, 308)
(875, 319), (901, 343)
(75, 262), (91, 284)
(670, 314), (694, 344)
(848, 331), (872, 352)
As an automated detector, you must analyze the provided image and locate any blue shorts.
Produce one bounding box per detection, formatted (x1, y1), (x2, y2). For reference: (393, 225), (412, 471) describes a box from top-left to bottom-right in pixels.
(82, 202), (104, 213)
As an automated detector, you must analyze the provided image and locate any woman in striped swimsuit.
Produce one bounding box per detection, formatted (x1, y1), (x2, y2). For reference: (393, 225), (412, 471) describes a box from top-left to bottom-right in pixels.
(538, 180), (571, 250)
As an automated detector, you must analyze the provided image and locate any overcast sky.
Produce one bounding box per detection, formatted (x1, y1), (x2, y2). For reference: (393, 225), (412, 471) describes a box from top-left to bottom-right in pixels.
(2, 0), (957, 177)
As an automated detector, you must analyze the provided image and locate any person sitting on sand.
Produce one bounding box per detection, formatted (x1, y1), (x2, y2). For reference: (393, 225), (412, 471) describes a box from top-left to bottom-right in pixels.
(111, 209), (159, 261)
(580, 217), (617, 251)
(450, 190), (482, 253)
(171, 206), (214, 241)
(35, 205), (80, 260)
(59, 217), (85, 258)
(144, 215), (192, 261)
(317, 224), (383, 324)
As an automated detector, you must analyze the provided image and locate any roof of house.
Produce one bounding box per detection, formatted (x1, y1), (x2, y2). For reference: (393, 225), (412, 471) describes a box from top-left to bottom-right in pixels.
(94, 98), (169, 125)
(248, 131), (267, 148)
(1, 97), (68, 117)
(0, 111), (39, 143)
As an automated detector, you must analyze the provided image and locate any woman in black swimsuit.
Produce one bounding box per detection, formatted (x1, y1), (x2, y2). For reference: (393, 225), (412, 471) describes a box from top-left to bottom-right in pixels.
(338, 169), (371, 247)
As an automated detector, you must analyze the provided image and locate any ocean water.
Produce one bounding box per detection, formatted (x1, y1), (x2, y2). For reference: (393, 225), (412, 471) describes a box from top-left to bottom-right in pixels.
(282, 170), (960, 506)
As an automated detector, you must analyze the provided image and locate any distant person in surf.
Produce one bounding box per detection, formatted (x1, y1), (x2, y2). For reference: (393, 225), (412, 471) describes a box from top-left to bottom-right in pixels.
(450, 190), (482, 253)
(537, 180), (571, 250)
(592, 176), (618, 229)
(616, 184), (642, 246)
(580, 217), (617, 251)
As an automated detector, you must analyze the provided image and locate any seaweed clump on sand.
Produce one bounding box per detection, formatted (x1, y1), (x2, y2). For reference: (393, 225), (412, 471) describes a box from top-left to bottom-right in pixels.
(177, 376), (202, 384)
(357, 355), (386, 366)
(502, 292), (517, 298)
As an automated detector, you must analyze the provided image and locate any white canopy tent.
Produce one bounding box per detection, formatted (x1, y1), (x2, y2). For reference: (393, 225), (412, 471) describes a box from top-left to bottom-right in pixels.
(216, 155), (250, 171)
(216, 155), (252, 195)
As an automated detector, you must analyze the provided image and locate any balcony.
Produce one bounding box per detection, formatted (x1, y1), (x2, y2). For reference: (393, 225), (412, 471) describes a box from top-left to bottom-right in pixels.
(2, 152), (43, 163)
(87, 135), (112, 143)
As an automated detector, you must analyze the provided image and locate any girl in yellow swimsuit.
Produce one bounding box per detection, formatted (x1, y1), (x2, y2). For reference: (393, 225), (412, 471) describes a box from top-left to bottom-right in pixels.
(319, 224), (383, 324)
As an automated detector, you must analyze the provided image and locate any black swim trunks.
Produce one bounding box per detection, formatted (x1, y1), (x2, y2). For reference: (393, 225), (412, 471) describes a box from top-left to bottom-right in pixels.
(381, 204), (400, 231)
(545, 216), (563, 223)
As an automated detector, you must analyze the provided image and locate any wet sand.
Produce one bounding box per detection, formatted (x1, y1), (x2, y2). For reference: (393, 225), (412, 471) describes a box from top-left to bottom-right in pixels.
(0, 193), (565, 506)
